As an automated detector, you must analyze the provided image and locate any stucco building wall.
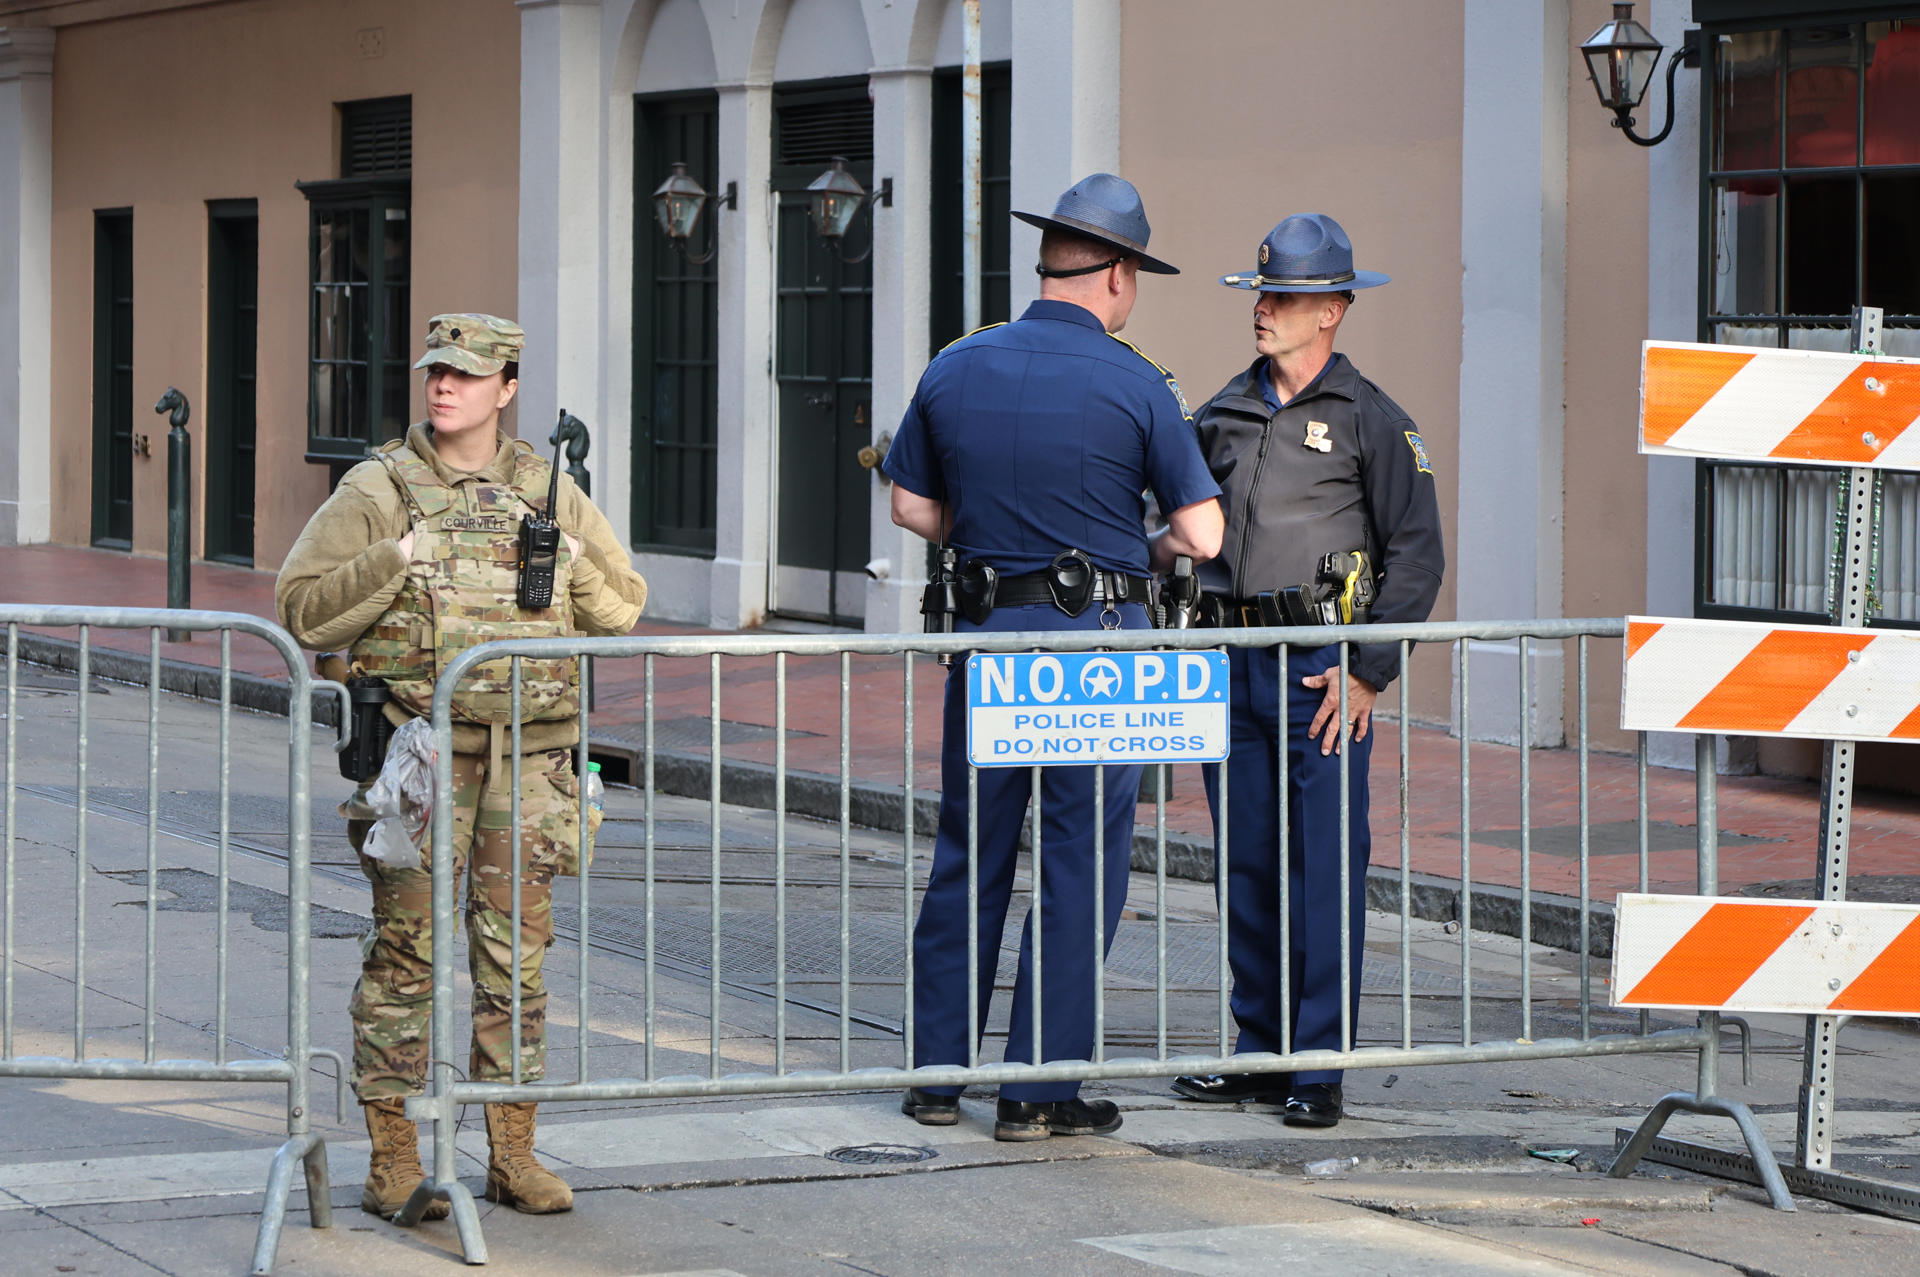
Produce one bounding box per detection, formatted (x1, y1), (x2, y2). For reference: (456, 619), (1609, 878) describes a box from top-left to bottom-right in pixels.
(43, 0), (519, 567)
(1119, 0), (1466, 725)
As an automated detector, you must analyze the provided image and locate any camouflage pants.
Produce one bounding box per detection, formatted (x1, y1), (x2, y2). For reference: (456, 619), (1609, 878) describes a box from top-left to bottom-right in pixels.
(347, 747), (588, 1101)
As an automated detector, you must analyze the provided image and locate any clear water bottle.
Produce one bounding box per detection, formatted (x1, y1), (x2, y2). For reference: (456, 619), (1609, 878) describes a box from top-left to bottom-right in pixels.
(585, 760), (604, 813)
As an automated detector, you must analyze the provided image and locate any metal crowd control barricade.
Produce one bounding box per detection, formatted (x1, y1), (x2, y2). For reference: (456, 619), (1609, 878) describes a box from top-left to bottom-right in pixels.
(400, 618), (1729, 1264)
(0, 606), (336, 1276)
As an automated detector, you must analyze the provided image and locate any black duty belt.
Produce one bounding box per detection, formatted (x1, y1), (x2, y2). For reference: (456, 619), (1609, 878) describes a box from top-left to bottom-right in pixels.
(1197, 595), (1273, 628)
(994, 570), (1152, 609)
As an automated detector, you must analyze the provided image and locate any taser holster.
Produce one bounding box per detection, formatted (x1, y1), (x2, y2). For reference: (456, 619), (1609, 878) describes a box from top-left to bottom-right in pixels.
(1272, 549), (1375, 627)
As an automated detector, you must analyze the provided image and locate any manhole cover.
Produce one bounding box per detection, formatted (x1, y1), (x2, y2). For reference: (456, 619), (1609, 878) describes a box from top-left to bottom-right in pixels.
(823, 1143), (936, 1165)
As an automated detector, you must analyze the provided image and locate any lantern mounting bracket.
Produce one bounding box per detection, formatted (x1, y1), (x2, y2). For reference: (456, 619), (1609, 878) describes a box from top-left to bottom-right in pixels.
(1612, 28), (1699, 148)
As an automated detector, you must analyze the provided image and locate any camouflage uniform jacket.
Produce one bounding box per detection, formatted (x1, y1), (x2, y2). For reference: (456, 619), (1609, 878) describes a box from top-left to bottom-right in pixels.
(277, 423), (648, 754)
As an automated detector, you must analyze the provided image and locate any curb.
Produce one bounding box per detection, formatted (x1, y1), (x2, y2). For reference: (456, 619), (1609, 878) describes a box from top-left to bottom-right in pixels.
(620, 744), (1614, 959)
(18, 636), (1613, 958)
(14, 630), (341, 728)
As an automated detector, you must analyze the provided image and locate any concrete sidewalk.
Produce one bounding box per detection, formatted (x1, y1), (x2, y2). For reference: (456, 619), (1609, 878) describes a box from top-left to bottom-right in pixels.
(10, 543), (1920, 936)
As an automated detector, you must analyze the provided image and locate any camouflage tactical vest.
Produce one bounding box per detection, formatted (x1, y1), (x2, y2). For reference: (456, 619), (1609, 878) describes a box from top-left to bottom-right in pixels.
(350, 440), (578, 726)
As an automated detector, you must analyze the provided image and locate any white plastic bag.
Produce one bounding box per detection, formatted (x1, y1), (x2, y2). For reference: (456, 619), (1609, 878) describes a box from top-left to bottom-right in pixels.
(359, 717), (437, 867)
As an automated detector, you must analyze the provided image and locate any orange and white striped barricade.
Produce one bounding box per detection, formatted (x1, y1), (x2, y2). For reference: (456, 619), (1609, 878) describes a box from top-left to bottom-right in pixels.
(1640, 339), (1920, 468)
(1622, 616), (1920, 742)
(1609, 317), (1920, 1218)
(1614, 895), (1920, 1018)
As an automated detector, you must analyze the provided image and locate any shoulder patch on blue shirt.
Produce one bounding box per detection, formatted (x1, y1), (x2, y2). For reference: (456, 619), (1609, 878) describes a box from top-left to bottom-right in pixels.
(1107, 335), (1191, 420)
(1405, 430), (1433, 475)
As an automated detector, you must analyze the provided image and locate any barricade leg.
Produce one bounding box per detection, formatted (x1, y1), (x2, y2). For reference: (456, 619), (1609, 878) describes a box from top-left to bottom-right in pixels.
(250, 1130), (328, 1275)
(1609, 740), (1794, 1212)
(1610, 1089), (1794, 1212)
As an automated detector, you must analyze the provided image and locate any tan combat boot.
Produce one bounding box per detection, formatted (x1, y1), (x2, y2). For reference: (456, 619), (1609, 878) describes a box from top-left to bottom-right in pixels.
(483, 1102), (574, 1213)
(361, 1099), (449, 1220)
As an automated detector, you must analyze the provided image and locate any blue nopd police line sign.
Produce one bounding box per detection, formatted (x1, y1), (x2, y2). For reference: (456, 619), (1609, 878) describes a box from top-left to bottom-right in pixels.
(966, 650), (1231, 767)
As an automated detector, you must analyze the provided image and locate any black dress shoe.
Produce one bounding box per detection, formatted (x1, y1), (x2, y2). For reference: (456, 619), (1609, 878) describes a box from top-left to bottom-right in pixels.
(993, 1097), (1123, 1142)
(901, 1088), (960, 1126)
(1282, 1083), (1344, 1128)
(1171, 1073), (1289, 1104)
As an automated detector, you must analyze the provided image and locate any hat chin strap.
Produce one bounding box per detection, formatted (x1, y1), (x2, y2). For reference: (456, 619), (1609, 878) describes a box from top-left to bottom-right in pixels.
(1036, 254), (1126, 279)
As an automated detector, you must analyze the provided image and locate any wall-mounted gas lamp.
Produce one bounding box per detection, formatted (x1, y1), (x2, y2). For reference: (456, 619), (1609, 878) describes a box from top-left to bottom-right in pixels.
(806, 156), (892, 263)
(651, 161), (736, 265)
(1579, 3), (1700, 147)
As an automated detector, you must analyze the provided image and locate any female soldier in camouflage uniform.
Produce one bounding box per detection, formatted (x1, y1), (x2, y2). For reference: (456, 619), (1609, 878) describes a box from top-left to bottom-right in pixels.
(276, 314), (648, 1221)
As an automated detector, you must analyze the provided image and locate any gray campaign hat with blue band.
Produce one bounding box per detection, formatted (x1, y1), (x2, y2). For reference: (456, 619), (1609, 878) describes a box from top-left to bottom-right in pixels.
(1219, 212), (1389, 292)
(1012, 173), (1179, 275)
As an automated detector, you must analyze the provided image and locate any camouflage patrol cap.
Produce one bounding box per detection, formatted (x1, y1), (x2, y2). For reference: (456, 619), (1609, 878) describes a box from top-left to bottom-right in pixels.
(412, 313), (524, 376)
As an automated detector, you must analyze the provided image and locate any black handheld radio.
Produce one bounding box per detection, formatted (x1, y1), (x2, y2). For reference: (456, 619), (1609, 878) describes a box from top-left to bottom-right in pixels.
(516, 411), (567, 609)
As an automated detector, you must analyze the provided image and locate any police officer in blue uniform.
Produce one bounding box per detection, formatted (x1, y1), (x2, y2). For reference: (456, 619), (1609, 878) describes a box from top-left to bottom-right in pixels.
(1173, 214), (1444, 1128)
(884, 174), (1223, 1141)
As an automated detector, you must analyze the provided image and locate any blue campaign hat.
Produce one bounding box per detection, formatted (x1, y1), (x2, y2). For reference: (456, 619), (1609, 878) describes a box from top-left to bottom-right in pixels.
(1012, 173), (1179, 275)
(1219, 212), (1389, 292)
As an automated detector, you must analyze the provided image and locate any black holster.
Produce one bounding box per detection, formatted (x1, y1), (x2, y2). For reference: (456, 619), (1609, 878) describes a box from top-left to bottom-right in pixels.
(956, 559), (999, 625)
(339, 676), (397, 782)
(1157, 555), (1198, 629)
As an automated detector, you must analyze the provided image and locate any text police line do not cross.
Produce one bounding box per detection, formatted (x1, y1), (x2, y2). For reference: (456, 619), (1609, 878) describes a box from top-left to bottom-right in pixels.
(966, 650), (1231, 767)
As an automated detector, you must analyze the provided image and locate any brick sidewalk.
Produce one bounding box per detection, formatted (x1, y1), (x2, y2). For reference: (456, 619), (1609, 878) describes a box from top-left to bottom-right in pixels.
(8, 543), (1917, 903)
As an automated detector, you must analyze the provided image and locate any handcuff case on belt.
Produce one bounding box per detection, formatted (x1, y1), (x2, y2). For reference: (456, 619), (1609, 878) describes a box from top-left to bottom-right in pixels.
(1045, 548), (1096, 617)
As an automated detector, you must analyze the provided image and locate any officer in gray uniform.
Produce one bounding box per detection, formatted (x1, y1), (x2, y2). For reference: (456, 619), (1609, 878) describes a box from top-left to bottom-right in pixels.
(1172, 213), (1444, 1128)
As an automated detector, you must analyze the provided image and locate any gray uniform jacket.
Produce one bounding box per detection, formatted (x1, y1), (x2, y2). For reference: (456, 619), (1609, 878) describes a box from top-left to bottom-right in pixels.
(1193, 353), (1445, 691)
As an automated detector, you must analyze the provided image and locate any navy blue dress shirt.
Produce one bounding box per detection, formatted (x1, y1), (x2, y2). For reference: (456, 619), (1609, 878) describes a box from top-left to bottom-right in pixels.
(883, 299), (1220, 578)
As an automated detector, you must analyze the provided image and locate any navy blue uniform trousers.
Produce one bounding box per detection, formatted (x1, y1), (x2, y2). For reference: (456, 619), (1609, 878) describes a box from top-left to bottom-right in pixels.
(911, 602), (1144, 1103)
(1203, 643), (1372, 1086)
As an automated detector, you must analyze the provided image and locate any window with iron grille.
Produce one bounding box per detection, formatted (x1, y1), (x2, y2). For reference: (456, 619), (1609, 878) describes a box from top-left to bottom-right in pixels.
(299, 97), (412, 466)
(1697, 17), (1920, 626)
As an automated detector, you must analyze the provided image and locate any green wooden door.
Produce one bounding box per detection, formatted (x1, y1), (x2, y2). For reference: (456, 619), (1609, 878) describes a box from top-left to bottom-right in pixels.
(205, 202), (258, 564)
(632, 92), (720, 554)
(772, 84), (873, 625)
(91, 210), (134, 548)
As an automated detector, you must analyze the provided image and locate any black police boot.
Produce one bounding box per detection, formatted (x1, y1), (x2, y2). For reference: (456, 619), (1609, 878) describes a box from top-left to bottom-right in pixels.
(900, 1088), (960, 1126)
(1171, 1073), (1289, 1104)
(1282, 1083), (1344, 1128)
(993, 1097), (1123, 1142)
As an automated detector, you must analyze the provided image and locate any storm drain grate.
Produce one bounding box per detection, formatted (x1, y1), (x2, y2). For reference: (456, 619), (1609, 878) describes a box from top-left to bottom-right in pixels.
(824, 1143), (936, 1165)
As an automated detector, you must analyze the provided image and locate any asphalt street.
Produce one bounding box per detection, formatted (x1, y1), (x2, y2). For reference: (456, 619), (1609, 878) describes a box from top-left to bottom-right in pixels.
(3, 664), (1919, 1276)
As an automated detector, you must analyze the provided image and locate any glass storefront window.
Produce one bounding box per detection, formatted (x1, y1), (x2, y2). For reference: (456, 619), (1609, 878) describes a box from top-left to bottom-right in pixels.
(1700, 18), (1919, 627)
(1715, 30), (1779, 170)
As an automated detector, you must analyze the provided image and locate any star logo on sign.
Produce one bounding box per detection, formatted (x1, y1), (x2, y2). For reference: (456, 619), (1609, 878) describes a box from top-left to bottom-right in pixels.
(1080, 658), (1123, 700)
